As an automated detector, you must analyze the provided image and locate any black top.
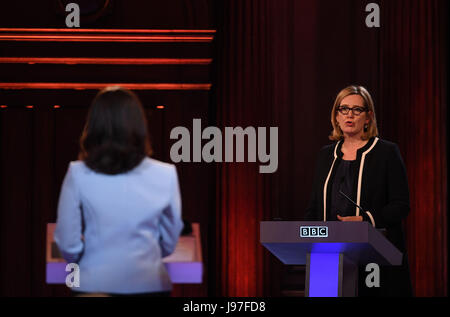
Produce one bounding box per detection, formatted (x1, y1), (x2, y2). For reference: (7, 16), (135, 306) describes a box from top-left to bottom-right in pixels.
(304, 137), (410, 238)
(304, 137), (412, 296)
(330, 159), (357, 220)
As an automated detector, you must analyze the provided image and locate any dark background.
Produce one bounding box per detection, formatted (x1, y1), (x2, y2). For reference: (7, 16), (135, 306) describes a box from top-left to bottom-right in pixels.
(0, 0), (447, 297)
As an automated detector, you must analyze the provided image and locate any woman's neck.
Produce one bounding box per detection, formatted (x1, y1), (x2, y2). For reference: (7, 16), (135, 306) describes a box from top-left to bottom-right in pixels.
(343, 134), (368, 149)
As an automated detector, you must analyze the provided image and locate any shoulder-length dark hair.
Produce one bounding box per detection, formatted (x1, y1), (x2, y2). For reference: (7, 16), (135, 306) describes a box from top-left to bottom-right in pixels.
(79, 86), (152, 175)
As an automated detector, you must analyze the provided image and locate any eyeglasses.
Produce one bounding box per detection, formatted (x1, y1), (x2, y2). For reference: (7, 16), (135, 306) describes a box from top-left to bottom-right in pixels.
(337, 106), (368, 116)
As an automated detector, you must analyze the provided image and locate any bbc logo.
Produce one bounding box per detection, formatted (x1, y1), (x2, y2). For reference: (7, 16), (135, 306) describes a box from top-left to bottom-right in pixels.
(300, 226), (328, 238)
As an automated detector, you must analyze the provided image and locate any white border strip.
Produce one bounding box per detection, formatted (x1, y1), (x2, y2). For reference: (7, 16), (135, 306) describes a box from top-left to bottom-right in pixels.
(355, 137), (379, 216)
(366, 211), (376, 227)
(323, 141), (341, 221)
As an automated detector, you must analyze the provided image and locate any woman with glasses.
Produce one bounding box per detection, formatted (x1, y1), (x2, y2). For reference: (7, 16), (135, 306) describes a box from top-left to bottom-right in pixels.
(304, 85), (412, 296)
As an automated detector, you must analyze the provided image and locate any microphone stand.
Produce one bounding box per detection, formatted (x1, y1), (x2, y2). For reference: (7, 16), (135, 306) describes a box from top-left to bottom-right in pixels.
(339, 190), (365, 214)
(338, 190), (387, 236)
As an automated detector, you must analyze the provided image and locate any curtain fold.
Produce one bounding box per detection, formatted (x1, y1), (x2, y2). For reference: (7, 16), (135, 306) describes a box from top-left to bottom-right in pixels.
(379, 0), (448, 297)
(215, 0), (273, 297)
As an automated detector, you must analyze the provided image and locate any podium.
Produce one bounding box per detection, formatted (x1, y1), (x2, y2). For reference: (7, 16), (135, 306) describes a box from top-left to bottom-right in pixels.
(46, 223), (203, 285)
(260, 221), (402, 297)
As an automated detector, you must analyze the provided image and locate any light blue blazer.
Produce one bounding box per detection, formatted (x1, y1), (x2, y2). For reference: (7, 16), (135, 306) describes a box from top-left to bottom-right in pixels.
(54, 157), (183, 294)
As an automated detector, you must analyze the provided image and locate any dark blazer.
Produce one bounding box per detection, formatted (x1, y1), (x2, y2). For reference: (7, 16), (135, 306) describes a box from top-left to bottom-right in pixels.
(304, 137), (413, 296)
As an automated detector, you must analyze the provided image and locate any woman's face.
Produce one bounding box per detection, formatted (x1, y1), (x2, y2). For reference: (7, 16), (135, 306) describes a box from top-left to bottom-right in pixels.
(336, 94), (370, 138)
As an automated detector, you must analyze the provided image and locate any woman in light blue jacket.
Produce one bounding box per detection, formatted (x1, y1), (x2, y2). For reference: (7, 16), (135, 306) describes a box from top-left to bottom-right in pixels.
(54, 86), (183, 296)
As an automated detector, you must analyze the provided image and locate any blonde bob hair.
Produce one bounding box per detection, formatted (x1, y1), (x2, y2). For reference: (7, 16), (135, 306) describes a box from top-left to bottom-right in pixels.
(329, 85), (379, 141)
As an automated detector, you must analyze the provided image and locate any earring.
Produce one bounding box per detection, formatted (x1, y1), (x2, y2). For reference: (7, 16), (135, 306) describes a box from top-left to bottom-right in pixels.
(364, 124), (368, 132)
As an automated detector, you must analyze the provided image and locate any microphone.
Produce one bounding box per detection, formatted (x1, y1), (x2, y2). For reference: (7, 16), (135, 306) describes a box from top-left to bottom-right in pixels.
(339, 189), (365, 215)
(338, 175), (364, 215)
(340, 189), (385, 233)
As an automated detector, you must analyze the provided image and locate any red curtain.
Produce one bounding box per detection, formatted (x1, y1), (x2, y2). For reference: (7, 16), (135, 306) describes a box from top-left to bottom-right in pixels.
(378, 0), (448, 296)
(215, 0), (273, 296)
(216, 0), (447, 296)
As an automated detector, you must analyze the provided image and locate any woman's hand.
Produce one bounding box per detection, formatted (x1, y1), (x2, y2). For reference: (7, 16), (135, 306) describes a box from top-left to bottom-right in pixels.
(337, 215), (363, 222)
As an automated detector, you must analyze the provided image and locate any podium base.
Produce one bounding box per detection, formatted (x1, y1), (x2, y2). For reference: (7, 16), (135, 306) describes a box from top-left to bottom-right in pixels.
(305, 253), (358, 297)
